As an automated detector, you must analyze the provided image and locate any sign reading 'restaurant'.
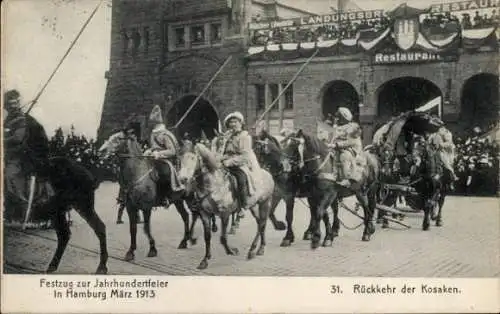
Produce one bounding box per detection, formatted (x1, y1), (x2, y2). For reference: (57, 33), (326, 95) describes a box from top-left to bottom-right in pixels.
(430, 0), (499, 13)
(372, 51), (453, 64)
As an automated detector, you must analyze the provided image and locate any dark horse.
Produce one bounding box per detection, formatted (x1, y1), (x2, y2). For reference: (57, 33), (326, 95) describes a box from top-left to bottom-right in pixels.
(4, 156), (109, 274)
(253, 131), (333, 247)
(376, 135), (448, 230)
(282, 130), (380, 249)
(99, 131), (196, 261)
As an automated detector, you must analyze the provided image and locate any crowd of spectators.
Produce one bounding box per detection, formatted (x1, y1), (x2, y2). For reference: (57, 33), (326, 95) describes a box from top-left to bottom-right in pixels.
(48, 126), (120, 183)
(251, 9), (500, 46)
(251, 16), (391, 45)
(452, 127), (499, 196)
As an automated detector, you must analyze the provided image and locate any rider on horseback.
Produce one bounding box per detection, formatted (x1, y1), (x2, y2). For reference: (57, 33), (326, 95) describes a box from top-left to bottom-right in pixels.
(144, 105), (184, 205)
(428, 121), (459, 184)
(327, 107), (364, 188)
(215, 111), (260, 210)
(3, 89), (54, 222)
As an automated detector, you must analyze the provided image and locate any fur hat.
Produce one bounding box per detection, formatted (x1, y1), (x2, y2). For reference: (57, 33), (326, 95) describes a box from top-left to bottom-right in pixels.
(224, 111), (244, 127)
(4, 89), (20, 108)
(336, 107), (353, 122)
(149, 105), (163, 125)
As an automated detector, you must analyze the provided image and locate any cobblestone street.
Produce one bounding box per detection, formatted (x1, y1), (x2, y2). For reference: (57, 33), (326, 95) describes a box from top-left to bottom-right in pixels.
(3, 182), (499, 277)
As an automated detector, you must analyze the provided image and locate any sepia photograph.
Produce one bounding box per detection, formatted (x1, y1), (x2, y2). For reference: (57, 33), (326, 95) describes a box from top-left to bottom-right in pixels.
(2, 0), (499, 311)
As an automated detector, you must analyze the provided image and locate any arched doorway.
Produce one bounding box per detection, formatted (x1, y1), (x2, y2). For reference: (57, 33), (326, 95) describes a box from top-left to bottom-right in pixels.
(377, 77), (442, 121)
(166, 95), (219, 140)
(460, 73), (499, 132)
(321, 80), (360, 121)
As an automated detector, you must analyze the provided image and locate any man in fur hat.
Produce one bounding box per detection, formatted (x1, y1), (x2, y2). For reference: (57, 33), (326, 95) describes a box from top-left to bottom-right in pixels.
(327, 107), (364, 188)
(428, 122), (459, 184)
(144, 105), (184, 205)
(214, 111), (260, 210)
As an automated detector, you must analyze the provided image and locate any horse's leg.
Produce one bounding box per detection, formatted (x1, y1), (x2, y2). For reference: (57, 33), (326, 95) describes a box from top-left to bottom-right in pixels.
(188, 210), (199, 245)
(142, 207), (157, 257)
(256, 200), (271, 256)
(173, 200), (190, 249)
(331, 199), (340, 238)
(116, 202), (125, 224)
(280, 196), (296, 247)
(322, 203), (333, 247)
(311, 189), (337, 250)
(197, 212), (212, 270)
(47, 208), (70, 273)
(356, 192), (374, 242)
(269, 190), (286, 231)
(436, 194), (445, 227)
(211, 214), (218, 233)
(247, 205), (261, 260)
(73, 194), (108, 274)
(303, 198), (314, 241)
(125, 204), (137, 261)
(220, 212), (239, 255)
(229, 213), (237, 235)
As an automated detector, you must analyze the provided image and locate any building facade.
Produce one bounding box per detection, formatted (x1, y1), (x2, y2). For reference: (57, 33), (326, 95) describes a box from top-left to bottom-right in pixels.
(98, 0), (499, 146)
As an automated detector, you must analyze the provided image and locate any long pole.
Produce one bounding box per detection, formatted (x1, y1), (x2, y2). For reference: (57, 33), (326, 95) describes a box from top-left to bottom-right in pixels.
(254, 49), (320, 127)
(173, 55), (233, 129)
(26, 0), (104, 114)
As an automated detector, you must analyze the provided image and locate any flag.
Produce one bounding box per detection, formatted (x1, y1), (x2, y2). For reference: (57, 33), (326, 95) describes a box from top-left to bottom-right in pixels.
(415, 96), (442, 117)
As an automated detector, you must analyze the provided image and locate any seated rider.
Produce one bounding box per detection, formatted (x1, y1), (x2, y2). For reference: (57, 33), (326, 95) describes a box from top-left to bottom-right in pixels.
(216, 111), (260, 210)
(144, 105), (184, 205)
(327, 107), (363, 188)
(428, 122), (459, 184)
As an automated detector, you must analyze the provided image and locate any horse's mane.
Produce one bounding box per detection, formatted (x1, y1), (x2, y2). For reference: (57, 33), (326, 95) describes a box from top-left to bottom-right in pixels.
(300, 130), (328, 155)
(195, 143), (219, 171)
(259, 130), (281, 149)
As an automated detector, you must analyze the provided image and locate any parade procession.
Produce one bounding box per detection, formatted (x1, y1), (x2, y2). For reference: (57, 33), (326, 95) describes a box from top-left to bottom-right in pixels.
(2, 0), (500, 278)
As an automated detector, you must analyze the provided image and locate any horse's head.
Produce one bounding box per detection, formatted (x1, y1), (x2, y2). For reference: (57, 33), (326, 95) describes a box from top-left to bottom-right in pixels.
(282, 129), (327, 173)
(98, 131), (127, 157)
(253, 133), (286, 172)
(178, 142), (201, 189)
(98, 130), (143, 159)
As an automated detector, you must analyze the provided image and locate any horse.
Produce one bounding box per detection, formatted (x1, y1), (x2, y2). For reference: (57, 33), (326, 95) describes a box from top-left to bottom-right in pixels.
(4, 156), (109, 274)
(98, 131), (196, 261)
(282, 129), (380, 249)
(177, 143), (275, 269)
(376, 136), (448, 230)
(253, 131), (334, 247)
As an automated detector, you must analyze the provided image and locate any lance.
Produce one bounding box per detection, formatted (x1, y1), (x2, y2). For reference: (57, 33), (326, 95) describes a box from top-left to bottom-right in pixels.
(26, 0), (104, 114)
(253, 48), (320, 127)
(173, 55), (233, 129)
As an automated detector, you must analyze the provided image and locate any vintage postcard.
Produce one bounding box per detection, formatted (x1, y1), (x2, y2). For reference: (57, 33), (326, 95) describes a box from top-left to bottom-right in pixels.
(1, 0), (499, 313)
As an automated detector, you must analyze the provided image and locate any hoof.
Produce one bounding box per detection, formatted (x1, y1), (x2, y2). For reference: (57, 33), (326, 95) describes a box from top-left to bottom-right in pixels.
(256, 247), (265, 256)
(95, 266), (108, 275)
(322, 239), (333, 247)
(436, 220), (442, 227)
(212, 225), (218, 233)
(228, 227), (236, 235)
(116, 220), (124, 224)
(280, 239), (292, 247)
(238, 212), (245, 219)
(382, 221), (389, 229)
(147, 248), (158, 257)
(229, 248), (239, 256)
(178, 241), (188, 249)
(311, 241), (320, 250)
(190, 237), (198, 245)
(197, 260), (208, 270)
(303, 232), (312, 241)
(423, 224), (430, 231)
(362, 234), (370, 242)
(46, 264), (57, 273)
(247, 251), (256, 260)
(124, 252), (135, 262)
(274, 221), (286, 231)
(332, 231), (339, 238)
